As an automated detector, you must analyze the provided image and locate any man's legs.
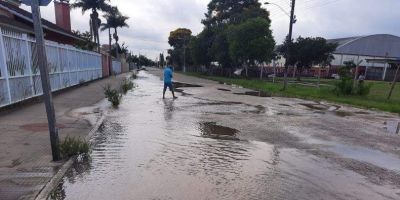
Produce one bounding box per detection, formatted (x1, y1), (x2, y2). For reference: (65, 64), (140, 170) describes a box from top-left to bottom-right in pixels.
(168, 83), (177, 99)
(163, 83), (167, 99)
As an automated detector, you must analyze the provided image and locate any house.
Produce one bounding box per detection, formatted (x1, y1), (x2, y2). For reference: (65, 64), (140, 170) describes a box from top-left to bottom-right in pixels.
(328, 34), (400, 81)
(0, 0), (81, 45)
(271, 34), (400, 81)
(0, 0), (117, 108)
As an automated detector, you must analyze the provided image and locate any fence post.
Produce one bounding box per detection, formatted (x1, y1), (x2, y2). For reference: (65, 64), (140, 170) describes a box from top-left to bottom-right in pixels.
(56, 44), (63, 88)
(66, 48), (72, 87)
(23, 33), (35, 96)
(0, 27), (12, 104)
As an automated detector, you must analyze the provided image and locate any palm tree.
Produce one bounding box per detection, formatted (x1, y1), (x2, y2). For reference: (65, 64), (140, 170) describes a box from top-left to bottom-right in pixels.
(101, 7), (129, 59)
(71, 0), (112, 51)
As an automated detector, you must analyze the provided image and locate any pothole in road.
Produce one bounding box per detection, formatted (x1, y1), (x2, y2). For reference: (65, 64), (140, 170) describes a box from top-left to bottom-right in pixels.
(233, 91), (271, 97)
(299, 103), (328, 110)
(173, 82), (203, 88)
(198, 122), (239, 140)
(217, 88), (231, 92)
(334, 111), (354, 117)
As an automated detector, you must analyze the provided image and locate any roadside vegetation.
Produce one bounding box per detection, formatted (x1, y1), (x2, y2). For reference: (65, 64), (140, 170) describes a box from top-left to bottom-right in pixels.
(60, 136), (90, 159)
(184, 72), (400, 114)
(120, 78), (135, 94)
(104, 76), (136, 108)
(104, 84), (123, 107)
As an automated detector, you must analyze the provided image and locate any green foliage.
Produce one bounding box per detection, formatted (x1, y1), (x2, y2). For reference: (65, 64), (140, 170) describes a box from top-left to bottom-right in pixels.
(184, 72), (400, 114)
(72, 30), (97, 51)
(60, 136), (90, 158)
(130, 72), (137, 79)
(354, 81), (372, 96)
(167, 0), (274, 74)
(227, 17), (275, 66)
(168, 28), (193, 68)
(333, 61), (370, 96)
(126, 54), (156, 66)
(103, 84), (122, 107)
(202, 0), (269, 27)
(120, 78), (134, 94)
(334, 76), (353, 95)
(277, 36), (338, 69)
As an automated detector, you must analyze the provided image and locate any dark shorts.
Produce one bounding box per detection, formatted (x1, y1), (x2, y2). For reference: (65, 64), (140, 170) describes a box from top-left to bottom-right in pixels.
(164, 82), (173, 91)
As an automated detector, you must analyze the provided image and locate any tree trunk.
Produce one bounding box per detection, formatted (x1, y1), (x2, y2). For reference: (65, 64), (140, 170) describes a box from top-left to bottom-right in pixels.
(108, 28), (112, 76)
(353, 64), (360, 89)
(283, 65), (288, 90)
(317, 67), (321, 88)
(272, 60), (276, 83)
(260, 65), (263, 80)
(114, 28), (119, 59)
(244, 62), (249, 78)
(387, 64), (400, 100)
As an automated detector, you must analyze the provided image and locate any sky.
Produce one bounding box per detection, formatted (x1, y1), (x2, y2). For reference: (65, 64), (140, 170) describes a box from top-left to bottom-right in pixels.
(21, 0), (400, 60)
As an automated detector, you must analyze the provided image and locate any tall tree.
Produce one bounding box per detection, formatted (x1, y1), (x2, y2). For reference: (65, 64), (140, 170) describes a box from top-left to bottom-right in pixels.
(278, 36), (337, 81)
(159, 53), (165, 67)
(202, 0), (269, 27)
(227, 17), (275, 77)
(72, 0), (112, 51)
(190, 28), (214, 69)
(101, 7), (129, 58)
(168, 28), (193, 69)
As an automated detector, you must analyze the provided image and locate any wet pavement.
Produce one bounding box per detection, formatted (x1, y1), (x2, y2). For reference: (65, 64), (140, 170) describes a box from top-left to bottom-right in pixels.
(51, 70), (400, 200)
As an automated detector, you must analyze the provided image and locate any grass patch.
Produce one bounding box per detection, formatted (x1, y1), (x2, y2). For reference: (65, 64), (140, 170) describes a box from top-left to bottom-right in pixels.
(183, 72), (400, 114)
(60, 136), (90, 158)
(104, 84), (122, 108)
(120, 78), (135, 94)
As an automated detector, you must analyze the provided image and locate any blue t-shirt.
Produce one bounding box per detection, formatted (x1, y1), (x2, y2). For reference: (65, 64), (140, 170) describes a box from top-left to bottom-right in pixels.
(163, 67), (173, 83)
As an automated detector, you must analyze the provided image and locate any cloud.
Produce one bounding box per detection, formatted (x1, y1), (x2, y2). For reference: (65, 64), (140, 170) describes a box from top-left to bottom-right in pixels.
(21, 0), (400, 59)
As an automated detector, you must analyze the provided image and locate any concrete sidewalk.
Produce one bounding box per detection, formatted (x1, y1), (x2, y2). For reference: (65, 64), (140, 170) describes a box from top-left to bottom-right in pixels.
(0, 74), (128, 200)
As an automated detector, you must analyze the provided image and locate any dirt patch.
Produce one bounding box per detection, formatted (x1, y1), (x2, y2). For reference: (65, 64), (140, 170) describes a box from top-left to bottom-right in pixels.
(198, 122), (239, 140)
(233, 91), (271, 97)
(20, 123), (66, 132)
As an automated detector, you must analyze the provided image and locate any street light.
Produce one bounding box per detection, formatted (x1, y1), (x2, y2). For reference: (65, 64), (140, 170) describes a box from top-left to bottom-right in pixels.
(264, 2), (297, 23)
(265, 0), (296, 90)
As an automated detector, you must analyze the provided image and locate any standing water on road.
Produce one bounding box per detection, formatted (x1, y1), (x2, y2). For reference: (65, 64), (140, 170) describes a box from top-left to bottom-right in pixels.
(51, 71), (400, 200)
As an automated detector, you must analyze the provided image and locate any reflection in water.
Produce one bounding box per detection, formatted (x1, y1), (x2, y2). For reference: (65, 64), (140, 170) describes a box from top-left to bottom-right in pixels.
(162, 99), (175, 121)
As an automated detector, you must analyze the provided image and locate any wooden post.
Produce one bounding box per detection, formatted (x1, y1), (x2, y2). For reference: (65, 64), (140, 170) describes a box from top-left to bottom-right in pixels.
(388, 64), (399, 100)
(30, 0), (60, 161)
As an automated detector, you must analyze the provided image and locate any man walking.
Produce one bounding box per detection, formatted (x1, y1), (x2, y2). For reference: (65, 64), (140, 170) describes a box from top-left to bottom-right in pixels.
(163, 61), (177, 99)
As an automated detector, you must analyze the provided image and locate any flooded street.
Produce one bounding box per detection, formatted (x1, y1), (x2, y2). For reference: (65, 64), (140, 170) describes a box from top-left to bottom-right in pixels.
(52, 70), (400, 200)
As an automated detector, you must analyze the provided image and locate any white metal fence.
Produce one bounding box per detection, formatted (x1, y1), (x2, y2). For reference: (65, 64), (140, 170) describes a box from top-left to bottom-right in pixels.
(112, 60), (122, 75)
(0, 27), (102, 108)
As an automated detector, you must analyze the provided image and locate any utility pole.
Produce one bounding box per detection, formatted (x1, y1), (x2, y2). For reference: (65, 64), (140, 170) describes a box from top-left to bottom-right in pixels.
(30, 0), (61, 161)
(183, 38), (187, 73)
(283, 0), (296, 90)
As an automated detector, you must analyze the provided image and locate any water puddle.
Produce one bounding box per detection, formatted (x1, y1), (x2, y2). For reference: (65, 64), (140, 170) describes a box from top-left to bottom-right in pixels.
(334, 110), (354, 117)
(329, 143), (400, 173)
(198, 122), (239, 140)
(233, 91), (271, 97)
(50, 71), (400, 200)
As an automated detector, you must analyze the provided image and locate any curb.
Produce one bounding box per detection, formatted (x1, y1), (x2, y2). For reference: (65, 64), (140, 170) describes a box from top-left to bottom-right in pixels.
(34, 113), (107, 200)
